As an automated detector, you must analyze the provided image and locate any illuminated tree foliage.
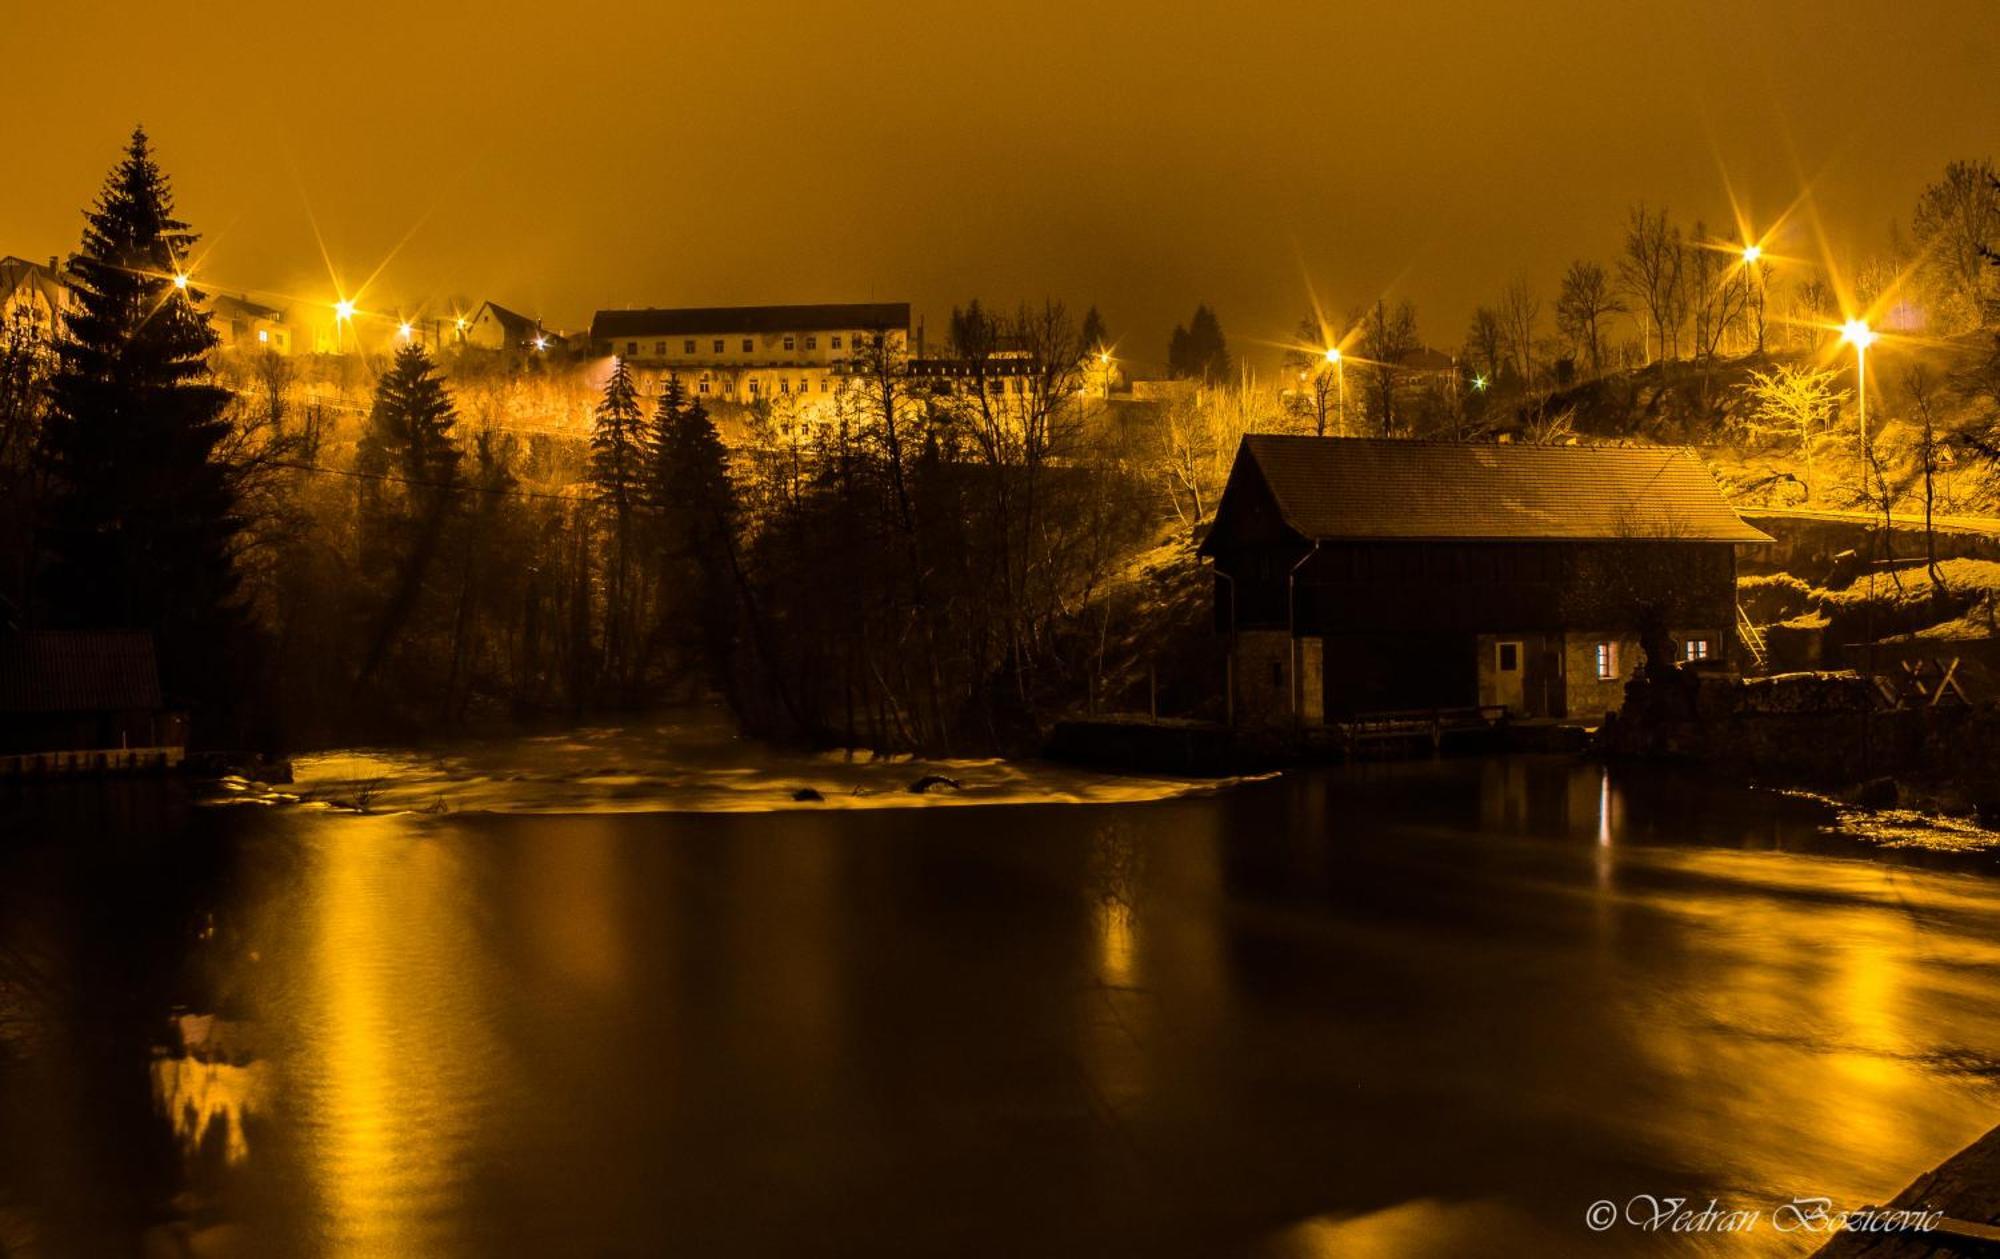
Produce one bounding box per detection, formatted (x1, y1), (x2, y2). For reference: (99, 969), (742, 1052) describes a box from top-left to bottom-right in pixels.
(36, 127), (245, 726)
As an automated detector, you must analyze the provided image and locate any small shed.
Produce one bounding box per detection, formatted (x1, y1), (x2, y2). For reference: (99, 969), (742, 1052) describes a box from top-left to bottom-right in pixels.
(0, 630), (186, 762)
(1198, 436), (1771, 725)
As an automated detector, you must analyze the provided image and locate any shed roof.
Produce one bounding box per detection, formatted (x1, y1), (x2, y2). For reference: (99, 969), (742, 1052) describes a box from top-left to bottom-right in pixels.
(591, 302), (911, 342)
(1207, 435), (1771, 546)
(0, 631), (163, 713)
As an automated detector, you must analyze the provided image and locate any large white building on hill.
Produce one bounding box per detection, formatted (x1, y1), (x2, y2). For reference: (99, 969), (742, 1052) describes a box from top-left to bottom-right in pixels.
(589, 302), (911, 405)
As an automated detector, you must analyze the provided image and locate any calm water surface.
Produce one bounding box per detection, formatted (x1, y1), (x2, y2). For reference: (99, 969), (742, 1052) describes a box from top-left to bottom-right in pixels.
(4, 747), (2000, 1257)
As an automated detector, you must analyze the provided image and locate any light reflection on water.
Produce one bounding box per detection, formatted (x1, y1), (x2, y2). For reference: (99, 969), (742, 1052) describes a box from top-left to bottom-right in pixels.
(3, 753), (2000, 1256)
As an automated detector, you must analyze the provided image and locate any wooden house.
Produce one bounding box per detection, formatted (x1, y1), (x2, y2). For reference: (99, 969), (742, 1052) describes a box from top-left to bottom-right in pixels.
(1198, 436), (1771, 725)
(0, 630), (186, 771)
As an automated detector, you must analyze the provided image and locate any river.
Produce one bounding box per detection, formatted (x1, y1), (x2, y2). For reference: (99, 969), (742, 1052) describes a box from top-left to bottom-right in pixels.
(3, 727), (2000, 1257)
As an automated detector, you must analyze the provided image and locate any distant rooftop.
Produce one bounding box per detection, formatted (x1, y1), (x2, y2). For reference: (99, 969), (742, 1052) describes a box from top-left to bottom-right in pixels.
(592, 302), (911, 342)
(1207, 435), (1772, 546)
(0, 630), (163, 713)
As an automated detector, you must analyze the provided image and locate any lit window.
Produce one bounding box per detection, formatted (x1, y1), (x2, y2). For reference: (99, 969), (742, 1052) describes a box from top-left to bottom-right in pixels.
(805, 335), (817, 350)
(742, 338), (754, 352)
(1683, 639), (1711, 662)
(783, 335), (795, 351)
(1595, 642), (1619, 680)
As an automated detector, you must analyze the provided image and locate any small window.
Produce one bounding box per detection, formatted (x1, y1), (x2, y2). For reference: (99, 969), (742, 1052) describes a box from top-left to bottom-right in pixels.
(713, 338), (724, 353)
(819, 378), (828, 392)
(1683, 638), (1712, 662)
(627, 341), (638, 356)
(748, 379), (759, 394)
(831, 335), (842, 349)
(655, 341), (666, 357)
(780, 379), (790, 394)
(783, 335), (795, 351)
(1595, 641), (1619, 680)
(1498, 642), (1519, 672)
(699, 380), (710, 394)
(742, 338), (754, 352)
(684, 339), (696, 353)
(805, 335), (817, 350)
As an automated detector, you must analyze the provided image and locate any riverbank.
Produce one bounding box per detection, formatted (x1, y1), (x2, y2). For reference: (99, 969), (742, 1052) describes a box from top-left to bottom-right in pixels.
(1815, 1122), (2000, 1256)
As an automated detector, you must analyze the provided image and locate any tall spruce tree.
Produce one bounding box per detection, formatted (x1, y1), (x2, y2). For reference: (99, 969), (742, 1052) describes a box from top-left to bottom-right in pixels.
(647, 379), (739, 689)
(353, 343), (462, 689)
(590, 358), (645, 695)
(37, 127), (242, 720)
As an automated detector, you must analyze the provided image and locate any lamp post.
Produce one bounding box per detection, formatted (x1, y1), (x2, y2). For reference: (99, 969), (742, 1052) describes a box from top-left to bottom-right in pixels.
(334, 298), (356, 355)
(1741, 243), (1765, 354)
(1324, 346), (1344, 436)
(1842, 317), (1879, 506)
(1097, 349), (1113, 399)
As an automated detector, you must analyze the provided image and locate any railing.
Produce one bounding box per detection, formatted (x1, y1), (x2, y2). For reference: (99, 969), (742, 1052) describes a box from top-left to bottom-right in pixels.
(1333, 705), (1509, 754)
(1736, 603), (1769, 672)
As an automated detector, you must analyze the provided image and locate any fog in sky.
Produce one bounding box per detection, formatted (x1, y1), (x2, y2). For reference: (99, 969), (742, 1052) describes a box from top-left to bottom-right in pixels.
(6, 0), (1994, 371)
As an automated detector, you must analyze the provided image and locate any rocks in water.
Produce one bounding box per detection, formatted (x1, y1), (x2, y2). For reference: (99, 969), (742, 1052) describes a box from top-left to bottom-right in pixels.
(791, 787), (825, 802)
(1849, 777), (1900, 810)
(907, 774), (962, 794)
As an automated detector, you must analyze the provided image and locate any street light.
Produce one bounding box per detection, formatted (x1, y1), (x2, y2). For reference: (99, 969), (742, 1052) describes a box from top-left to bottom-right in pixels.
(1324, 346), (1345, 435)
(397, 321), (414, 342)
(1095, 349), (1113, 398)
(333, 298), (355, 354)
(1842, 317), (1878, 469)
(172, 272), (189, 291)
(1741, 243), (1766, 353)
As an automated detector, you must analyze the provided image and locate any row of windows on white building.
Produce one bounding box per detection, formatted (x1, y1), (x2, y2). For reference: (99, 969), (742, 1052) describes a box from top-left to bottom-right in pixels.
(624, 332), (859, 358)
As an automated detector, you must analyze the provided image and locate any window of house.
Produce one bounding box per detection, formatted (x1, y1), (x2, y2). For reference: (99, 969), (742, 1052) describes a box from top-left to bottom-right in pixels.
(819, 378), (828, 392)
(783, 335), (795, 351)
(1595, 641), (1619, 680)
(805, 335), (817, 350)
(655, 341), (666, 357)
(713, 338), (725, 353)
(831, 335), (842, 349)
(699, 380), (710, 394)
(748, 379), (759, 394)
(1498, 642), (1519, 672)
(742, 338), (754, 352)
(780, 379), (790, 393)
(1683, 638), (1712, 662)
(684, 339), (696, 353)
(627, 341), (638, 356)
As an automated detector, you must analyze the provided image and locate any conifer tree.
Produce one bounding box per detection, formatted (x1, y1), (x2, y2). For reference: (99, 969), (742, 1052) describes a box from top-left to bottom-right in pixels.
(353, 342), (462, 687)
(37, 127), (242, 717)
(648, 380), (739, 689)
(590, 358), (645, 695)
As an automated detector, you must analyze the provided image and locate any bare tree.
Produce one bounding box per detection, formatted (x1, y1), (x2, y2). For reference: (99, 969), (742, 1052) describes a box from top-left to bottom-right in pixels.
(1687, 223), (1750, 367)
(1498, 277), (1540, 387)
(1358, 298), (1420, 436)
(1282, 313), (1339, 436)
(1618, 203), (1685, 365)
(1462, 306), (1504, 386)
(1554, 260), (1623, 377)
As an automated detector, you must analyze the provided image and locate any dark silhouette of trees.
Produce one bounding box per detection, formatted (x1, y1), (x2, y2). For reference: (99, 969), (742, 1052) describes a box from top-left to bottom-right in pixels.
(1619, 203), (1685, 365)
(1358, 299), (1419, 436)
(1168, 304), (1231, 382)
(591, 356), (645, 694)
(35, 127), (246, 732)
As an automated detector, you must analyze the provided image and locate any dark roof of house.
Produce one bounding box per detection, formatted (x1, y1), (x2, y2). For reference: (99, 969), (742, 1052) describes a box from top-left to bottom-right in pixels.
(209, 292), (284, 321)
(478, 302), (538, 336)
(591, 302), (912, 342)
(0, 630), (163, 713)
(1208, 435), (1772, 546)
